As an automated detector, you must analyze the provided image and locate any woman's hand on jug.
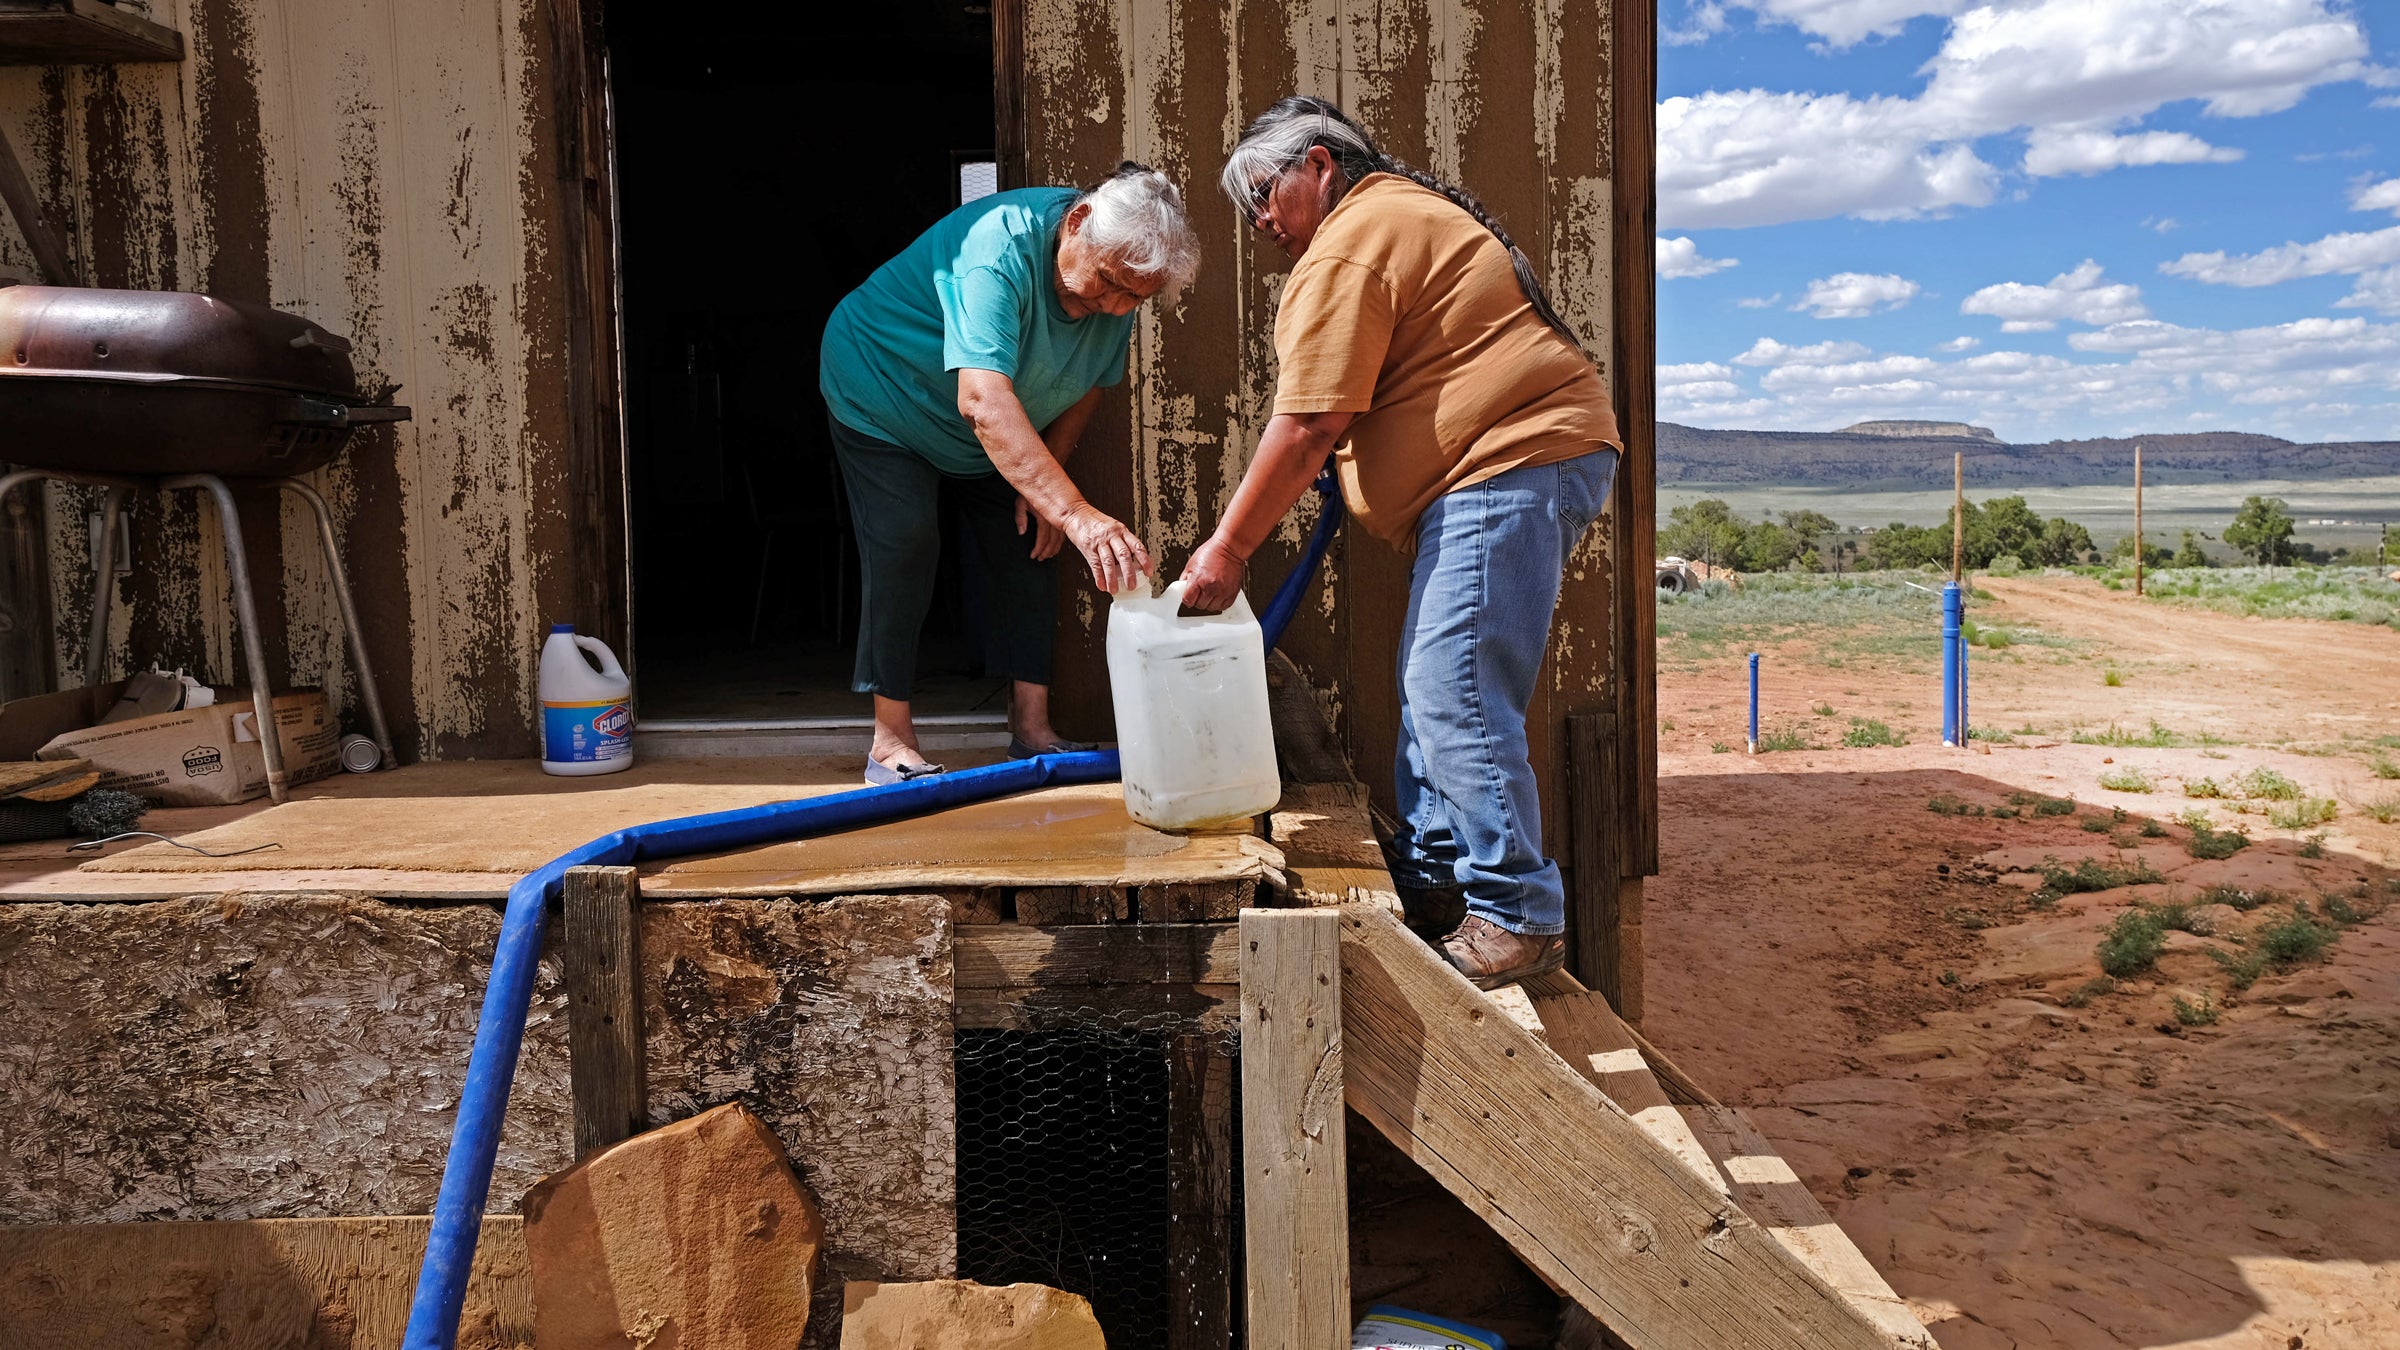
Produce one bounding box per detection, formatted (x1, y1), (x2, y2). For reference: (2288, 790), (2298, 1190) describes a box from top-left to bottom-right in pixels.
(1178, 535), (1248, 614)
(1063, 505), (1152, 594)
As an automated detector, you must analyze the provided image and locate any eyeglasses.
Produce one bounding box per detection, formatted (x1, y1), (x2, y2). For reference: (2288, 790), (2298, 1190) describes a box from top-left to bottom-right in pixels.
(1244, 167), (1288, 223)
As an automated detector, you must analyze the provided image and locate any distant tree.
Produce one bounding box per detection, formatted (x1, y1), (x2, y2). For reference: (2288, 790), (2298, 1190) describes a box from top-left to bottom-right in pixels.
(1779, 509), (1839, 548)
(1865, 521), (1949, 570)
(1739, 521), (1803, 572)
(2031, 517), (2095, 567)
(2109, 532), (2170, 568)
(2172, 529), (2210, 569)
(1971, 496), (2045, 565)
(1659, 499), (1748, 570)
(2222, 495), (2296, 566)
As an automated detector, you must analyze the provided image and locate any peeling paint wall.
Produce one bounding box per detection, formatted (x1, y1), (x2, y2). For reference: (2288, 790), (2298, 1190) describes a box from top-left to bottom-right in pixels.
(1024, 0), (1638, 839)
(0, 0), (579, 758)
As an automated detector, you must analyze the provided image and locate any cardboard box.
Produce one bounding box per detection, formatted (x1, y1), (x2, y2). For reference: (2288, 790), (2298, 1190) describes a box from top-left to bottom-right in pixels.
(18, 686), (340, 807)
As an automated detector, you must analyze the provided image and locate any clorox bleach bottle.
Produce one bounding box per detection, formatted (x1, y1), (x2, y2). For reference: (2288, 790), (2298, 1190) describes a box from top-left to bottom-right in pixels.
(539, 624), (634, 776)
(1106, 580), (1280, 830)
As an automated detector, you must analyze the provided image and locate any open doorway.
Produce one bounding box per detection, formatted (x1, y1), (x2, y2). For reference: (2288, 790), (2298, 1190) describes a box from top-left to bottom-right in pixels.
(606, 0), (1008, 724)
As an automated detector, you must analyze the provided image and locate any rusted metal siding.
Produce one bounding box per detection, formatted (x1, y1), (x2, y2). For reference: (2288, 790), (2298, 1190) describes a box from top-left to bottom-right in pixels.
(1020, 0), (1649, 846)
(0, 0), (582, 758)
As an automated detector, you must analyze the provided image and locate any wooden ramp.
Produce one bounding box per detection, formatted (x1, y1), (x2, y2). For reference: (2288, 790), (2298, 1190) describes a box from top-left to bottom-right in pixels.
(1330, 905), (1931, 1350)
(1514, 971), (1935, 1349)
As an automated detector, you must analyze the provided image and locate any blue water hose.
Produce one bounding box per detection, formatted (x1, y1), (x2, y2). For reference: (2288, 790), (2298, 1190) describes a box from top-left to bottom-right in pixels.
(403, 476), (1344, 1347)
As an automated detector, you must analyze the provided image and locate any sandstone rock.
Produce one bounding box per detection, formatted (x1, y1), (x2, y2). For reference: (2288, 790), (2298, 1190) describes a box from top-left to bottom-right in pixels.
(524, 1102), (823, 1349)
(839, 1280), (1106, 1350)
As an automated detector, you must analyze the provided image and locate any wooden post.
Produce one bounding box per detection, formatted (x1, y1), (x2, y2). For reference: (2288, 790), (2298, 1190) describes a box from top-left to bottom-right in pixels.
(563, 865), (646, 1157)
(1166, 1036), (1237, 1350)
(0, 121), (76, 285)
(2133, 443), (2145, 597)
(1240, 908), (1349, 1349)
(1566, 713), (1632, 1017)
(1951, 452), (1964, 582)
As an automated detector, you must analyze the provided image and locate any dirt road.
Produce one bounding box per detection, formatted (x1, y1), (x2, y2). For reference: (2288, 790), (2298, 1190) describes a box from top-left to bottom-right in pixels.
(1647, 574), (2400, 1349)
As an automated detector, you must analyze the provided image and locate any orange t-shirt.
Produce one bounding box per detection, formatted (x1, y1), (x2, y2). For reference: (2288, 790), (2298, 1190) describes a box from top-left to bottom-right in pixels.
(1270, 173), (1620, 546)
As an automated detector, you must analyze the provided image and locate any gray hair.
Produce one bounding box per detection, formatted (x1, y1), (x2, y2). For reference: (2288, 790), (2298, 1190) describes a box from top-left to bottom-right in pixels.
(1076, 161), (1201, 302)
(1219, 96), (1589, 357)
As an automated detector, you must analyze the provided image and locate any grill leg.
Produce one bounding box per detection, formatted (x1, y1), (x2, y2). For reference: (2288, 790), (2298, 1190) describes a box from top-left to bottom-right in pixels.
(168, 474), (289, 804)
(84, 485), (128, 693)
(280, 478), (396, 766)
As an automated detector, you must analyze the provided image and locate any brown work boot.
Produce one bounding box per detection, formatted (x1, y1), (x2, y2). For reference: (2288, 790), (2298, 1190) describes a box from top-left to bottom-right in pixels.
(1439, 916), (1566, 990)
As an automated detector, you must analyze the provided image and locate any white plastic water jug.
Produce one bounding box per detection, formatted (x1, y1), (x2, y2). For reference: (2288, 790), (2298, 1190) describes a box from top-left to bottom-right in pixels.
(1106, 581), (1280, 830)
(539, 624), (634, 776)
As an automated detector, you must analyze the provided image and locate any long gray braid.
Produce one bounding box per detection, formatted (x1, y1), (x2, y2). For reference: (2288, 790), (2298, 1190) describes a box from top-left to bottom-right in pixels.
(1219, 95), (1589, 357)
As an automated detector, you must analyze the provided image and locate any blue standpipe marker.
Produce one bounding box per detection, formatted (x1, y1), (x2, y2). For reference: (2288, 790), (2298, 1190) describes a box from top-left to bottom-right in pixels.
(1746, 651), (1760, 754)
(1941, 582), (1963, 747)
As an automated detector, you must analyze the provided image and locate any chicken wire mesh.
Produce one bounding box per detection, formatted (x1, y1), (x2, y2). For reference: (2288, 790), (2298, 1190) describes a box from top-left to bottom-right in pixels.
(955, 1007), (1239, 1348)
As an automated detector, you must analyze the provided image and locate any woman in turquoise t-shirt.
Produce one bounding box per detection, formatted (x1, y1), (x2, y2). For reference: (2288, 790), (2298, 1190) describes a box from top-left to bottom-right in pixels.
(820, 163), (1197, 785)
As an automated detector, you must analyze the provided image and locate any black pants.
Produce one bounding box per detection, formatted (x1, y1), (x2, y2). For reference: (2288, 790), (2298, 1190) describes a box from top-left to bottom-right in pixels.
(827, 414), (1057, 699)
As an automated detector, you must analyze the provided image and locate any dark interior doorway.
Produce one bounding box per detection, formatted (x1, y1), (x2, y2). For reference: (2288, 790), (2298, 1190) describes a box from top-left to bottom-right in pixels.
(607, 0), (1006, 722)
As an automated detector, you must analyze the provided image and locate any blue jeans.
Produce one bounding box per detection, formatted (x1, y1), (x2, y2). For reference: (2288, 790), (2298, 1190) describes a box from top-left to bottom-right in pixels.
(1387, 450), (1618, 936)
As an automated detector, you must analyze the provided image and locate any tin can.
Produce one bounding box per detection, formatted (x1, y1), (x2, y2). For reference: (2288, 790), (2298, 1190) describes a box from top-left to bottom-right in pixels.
(339, 733), (382, 773)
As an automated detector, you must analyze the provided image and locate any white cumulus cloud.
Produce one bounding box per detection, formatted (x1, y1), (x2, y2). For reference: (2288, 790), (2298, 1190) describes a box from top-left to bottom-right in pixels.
(2160, 225), (2400, 287)
(1960, 260), (2150, 331)
(2022, 128), (2242, 177)
(1657, 236), (1740, 278)
(1794, 272), (1921, 318)
(1660, 0), (2372, 230)
(1936, 336), (1981, 352)
(1656, 313), (2400, 442)
(2351, 177), (2400, 214)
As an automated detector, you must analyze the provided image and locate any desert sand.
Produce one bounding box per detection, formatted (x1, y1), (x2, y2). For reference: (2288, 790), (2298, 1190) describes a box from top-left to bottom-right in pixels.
(1648, 573), (2400, 1350)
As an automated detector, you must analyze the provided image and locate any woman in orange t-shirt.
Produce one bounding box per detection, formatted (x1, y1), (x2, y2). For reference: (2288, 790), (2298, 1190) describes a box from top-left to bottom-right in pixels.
(1181, 96), (1621, 990)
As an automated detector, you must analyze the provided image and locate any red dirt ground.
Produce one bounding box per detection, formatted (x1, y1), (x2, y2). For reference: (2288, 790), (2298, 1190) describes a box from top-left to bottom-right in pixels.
(1646, 573), (2400, 1349)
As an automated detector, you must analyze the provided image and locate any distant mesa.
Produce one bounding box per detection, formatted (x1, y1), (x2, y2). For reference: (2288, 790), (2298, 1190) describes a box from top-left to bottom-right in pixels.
(1658, 421), (2394, 489)
(1837, 420), (2000, 443)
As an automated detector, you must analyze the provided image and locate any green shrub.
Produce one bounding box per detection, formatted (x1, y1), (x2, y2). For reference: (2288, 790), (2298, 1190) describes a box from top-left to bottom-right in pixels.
(2172, 992), (2221, 1026)
(2235, 767), (2302, 801)
(2098, 909), (2168, 976)
(2358, 793), (2400, 824)
(1993, 805), (2021, 819)
(1968, 725), (2016, 743)
(2367, 752), (2399, 780)
(2183, 776), (2225, 799)
(2010, 791), (2077, 817)
(1811, 701), (1835, 718)
(2199, 884), (2279, 912)
(2186, 821), (2250, 860)
(2080, 814), (2112, 833)
(1843, 717), (1906, 748)
(2103, 667), (2124, 687)
(2139, 818), (2167, 838)
(2073, 719), (2185, 748)
(1711, 741), (1731, 754)
(1757, 724), (1816, 752)
(2267, 796), (2338, 830)
(1927, 793), (1984, 816)
(2098, 766), (2154, 792)
(2038, 854), (2165, 894)
(2297, 831), (2329, 859)
(2255, 904), (2339, 966)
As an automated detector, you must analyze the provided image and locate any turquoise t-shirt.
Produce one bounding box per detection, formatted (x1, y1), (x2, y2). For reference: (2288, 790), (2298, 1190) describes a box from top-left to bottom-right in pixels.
(820, 188), (1135, 477)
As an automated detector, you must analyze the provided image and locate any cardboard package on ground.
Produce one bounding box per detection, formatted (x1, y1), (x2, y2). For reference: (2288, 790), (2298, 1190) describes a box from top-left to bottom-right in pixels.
(20, 685), (339, 806)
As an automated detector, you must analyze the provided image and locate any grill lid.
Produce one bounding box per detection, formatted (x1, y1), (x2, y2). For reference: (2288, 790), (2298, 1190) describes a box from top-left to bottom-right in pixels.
(0, 285), (368, 399)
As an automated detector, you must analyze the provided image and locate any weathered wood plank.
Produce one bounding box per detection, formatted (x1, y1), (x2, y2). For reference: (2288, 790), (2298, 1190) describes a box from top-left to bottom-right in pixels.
(1240, 907), (1349, 1350)
(1680, 1105), (1937, 1348)
(1138, 879), (1250, 922)
(1336, 904), (1892, 1350)
(562, 864), (645, 1158)
(1520, 969), (1721, 1193)
(0, 119), (72, 282)
(1270, 780), (1400, 915)
(1567, 713), (1631, 1013)
(954, 983), (1238, 1038)
(0, 1216), (530, 1349)
(1167, 1035), (1237, 1350)
(955, 922), (1240, 988)
(1015, 884), (1129, 925)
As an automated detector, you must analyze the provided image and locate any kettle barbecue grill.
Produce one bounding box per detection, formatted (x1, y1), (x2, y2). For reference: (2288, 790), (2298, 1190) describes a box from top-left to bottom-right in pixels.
(0, 284), (406, 801)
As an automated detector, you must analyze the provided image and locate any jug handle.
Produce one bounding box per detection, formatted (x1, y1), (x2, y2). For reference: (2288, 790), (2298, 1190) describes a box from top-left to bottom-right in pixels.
(573, 635), (627, 681)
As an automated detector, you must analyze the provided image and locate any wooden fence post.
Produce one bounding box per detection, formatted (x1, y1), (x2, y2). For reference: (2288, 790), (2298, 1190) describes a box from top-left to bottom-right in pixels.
(562, 865), (645, 1157)
(1567, 714), (1635, 1017)
(1240, 908), (1349, 1348)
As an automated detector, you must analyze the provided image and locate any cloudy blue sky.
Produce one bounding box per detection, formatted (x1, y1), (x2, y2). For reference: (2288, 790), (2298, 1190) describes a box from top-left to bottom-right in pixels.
(1656, 0), (2400, 445)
